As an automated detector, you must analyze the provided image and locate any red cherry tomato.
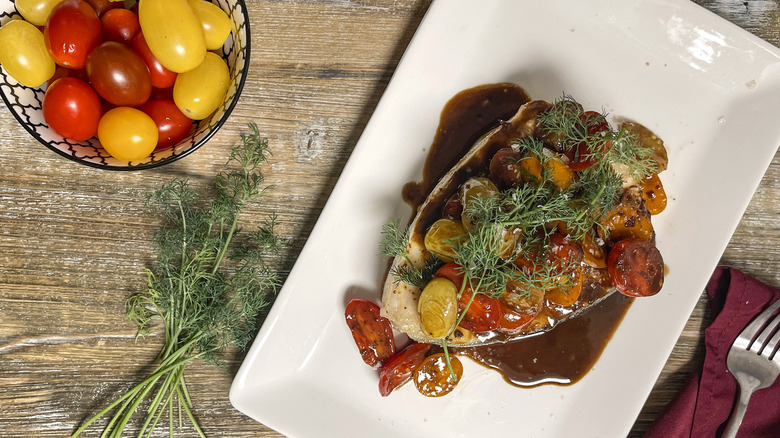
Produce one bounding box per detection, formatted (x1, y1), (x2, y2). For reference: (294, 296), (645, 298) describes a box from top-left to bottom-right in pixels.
(44, 0), (102, 69)
(496, 301), (535, 335)
(378, 343), (430, 397)
(86, 41), (152, 107)
(101, 8), (140, 45)
(607, 238), (664, 297)
(132, 33), (177, 89)
(546, 232), (583, 274)
(435, 263), (502, 333)
(457, 288), (502, 333)
(84, 0), (121, 16)
(139, 99), (192, 148)
(567, 111), (611, 172)
(413, 353), (462, 397)
(42, 77), (101, 141)
(345, 299), (395, 368)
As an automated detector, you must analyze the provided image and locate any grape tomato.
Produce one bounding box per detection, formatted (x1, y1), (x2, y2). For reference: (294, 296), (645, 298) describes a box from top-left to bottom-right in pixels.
(139, 99), (192, 148)
(15, 0), (66, 26)
(101, 8), (141, 45)
(344, 299), (395, 368)
(97, 107), (158, 161)
(0, 20), (55, 88)
(132, 33), (177, 89)
(138, 0), (207, 73)
(44, 0), (102, 69)
(42, 77), (101, 141)
(86, 41), (152, 107)
(378, 343), (430, 397)
(173, 52), (229, 120)
(187, 0), (232, 50)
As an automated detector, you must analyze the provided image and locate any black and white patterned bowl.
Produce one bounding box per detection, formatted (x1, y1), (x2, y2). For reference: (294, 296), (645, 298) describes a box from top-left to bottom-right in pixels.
(0, 0), (250, 170)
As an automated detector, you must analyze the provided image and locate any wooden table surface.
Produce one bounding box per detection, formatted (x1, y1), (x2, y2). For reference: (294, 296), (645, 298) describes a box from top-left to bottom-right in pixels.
(1, 0), (778, 437)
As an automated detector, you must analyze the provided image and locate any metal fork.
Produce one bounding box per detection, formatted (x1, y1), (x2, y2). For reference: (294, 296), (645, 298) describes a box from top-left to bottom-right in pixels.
(722, 299), (780, 438)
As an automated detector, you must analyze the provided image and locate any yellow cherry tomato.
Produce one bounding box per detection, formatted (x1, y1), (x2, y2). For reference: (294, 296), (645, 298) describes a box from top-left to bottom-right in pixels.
(98, 107), (158, 161)
(15, 0), (65, 26)
(0, 20), (55, 88)
(187, 0), (232, 51)
(138, 0), (206, 73)
(173, 52), (229, 120)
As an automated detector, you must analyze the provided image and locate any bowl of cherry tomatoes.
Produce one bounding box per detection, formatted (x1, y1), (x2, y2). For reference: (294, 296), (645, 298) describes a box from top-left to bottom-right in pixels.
(0, 0), (250, 170)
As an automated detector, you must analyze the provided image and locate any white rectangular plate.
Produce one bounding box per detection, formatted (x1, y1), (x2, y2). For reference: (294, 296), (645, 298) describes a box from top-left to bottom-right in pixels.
(231, 0), (780, 436)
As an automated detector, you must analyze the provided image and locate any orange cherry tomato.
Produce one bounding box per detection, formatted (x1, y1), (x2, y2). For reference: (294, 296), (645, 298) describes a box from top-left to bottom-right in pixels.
(496, 301), (536, 335)
(413, 353), (462, 397)
(344, 299), (395, 368)
(641, 173), (668, 215)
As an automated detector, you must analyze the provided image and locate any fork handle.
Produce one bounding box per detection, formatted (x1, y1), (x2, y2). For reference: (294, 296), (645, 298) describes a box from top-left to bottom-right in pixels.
(722, 381), (758, 438)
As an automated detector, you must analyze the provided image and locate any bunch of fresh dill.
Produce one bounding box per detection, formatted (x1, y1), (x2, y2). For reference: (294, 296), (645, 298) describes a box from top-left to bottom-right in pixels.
(72, 123), (284, 438)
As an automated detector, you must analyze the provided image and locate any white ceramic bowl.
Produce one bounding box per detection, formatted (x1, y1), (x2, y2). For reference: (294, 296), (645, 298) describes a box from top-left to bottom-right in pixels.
(0, 0), (250, 170)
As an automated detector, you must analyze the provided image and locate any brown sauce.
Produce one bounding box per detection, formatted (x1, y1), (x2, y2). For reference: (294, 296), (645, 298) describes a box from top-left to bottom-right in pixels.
(405, 83), (634, 387)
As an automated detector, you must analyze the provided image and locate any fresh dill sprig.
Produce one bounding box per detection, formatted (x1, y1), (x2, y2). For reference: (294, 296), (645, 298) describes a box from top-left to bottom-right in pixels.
(380, 219), (441, 287)
(73, 124), (285, 438)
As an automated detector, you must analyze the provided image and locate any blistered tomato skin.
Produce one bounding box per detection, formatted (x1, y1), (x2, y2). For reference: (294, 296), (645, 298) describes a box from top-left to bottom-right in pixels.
(42, 77), (101, 140)
(173, 52), (230, 120)
(345, 299), (396, 368)
(138, 0), (207, 73)
(44, 0), (102, 69)
(607, 238), (664, 297)
(97, 107), (158, 161)
(86, 42), (152, 107)
(378, 343), (430, 397)
(0, 20), (55, 88)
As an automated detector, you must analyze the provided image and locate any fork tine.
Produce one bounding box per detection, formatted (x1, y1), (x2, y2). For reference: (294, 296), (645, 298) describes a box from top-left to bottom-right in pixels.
(734, 300), (780, 351)
(751, 309), (780, 355)
(764, 316), (780, 361)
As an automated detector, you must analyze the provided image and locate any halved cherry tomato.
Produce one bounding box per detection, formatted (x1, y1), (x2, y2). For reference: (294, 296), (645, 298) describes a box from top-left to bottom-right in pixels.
(344, 299), (395, 368)
(489, 147), (524, 189)
(496, 301), (535, 335)
(44, 0), (102, 69)
(413, 353), (462, 397)
(378, 342), (430, 397)
(457, 288), (502, 333)
(546, 232), (583, 274)
(101, 8), (141, 45)
(640, 173), (667, 215)
(567, 111), (611, 171)
(434, 262), (465, 291)
(545, 267), (583, 307)
(607, 238), (664, 297)
(580, 110), (609, 134)
(132, 33), (177, 89)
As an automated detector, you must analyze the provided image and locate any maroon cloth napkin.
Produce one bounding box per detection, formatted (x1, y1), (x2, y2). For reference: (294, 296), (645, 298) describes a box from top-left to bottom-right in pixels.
(645, 267), (780, 438)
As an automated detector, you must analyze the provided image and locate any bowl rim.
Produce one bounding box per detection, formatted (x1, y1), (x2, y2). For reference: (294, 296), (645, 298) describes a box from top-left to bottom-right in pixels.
(0, 0), (252, 171)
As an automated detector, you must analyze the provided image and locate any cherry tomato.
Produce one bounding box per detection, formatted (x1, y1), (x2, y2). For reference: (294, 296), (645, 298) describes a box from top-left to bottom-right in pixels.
(545, 267), (583, 307)
(97, 107), (158, 161)
(187, 0), (231, 50)
(132, 33), (177, 89)
(139, 99), (192, 148)
(101, 8), (140, 45)
(378, 343), (430, 397)
(496, 301), (535, 335)
(457, 288), (502, 333)
(580, 110), (609, 134)
(489, 147), (525, 189)
(44, 0), (102, 69)
(42, 77), (101, 140)
(16, 0), (66, 26)
(641, 173), (668, 215)
(344, 299), (395, 368)
(173, 52), (229, 120)
(546, 232), (583, 275)
(83, 0), (121, 16)
(413, 353), (462, 397)
(607, 238), (664, 297)
(138, 0), (206, 73)
(0, 20), (55, 88)
(566, 111), (611, 172)
(86, 41), (152, 107)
